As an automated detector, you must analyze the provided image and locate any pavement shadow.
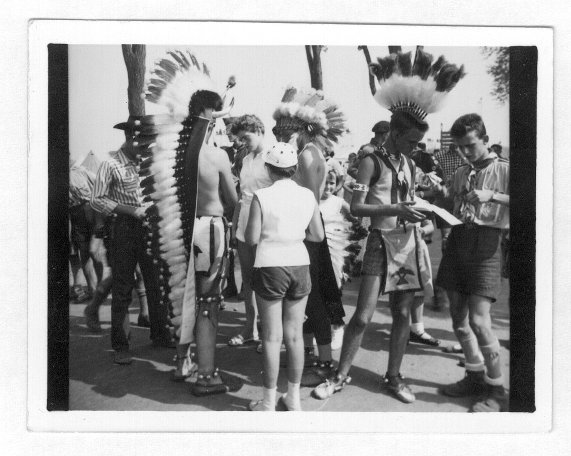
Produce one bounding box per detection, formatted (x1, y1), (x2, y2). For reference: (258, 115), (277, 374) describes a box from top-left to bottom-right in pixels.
(70, 311), (258, 410)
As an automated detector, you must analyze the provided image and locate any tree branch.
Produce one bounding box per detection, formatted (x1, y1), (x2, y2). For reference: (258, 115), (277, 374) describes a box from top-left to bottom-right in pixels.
(358, 45), (376, 96)
(121, 44), (146, 116)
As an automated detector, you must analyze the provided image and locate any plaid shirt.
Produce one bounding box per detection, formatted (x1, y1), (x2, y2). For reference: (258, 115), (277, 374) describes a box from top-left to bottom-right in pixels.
(90, 147), (142, 216)
(434, 149), (464, 184)
(69, 165), (95, 208)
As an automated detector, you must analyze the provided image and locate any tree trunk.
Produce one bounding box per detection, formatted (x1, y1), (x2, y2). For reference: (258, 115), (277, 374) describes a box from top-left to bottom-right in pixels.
(358, 45), (376, 96)
(305, 45), (324, 90)
(121, 44), (146, 116)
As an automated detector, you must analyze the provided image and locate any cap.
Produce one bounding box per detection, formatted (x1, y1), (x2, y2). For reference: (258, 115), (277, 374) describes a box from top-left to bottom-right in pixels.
(264, 142), (298, 168)
(113, 115), (143, 133)
(372, 120), (390, 134)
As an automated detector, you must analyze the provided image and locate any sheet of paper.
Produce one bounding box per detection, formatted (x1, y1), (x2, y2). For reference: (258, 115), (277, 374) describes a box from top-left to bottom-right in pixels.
(413, 198), (463, 226)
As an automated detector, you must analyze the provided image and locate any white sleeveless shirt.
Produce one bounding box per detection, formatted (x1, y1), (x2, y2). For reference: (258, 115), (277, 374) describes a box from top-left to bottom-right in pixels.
(253, 179), (316, 267)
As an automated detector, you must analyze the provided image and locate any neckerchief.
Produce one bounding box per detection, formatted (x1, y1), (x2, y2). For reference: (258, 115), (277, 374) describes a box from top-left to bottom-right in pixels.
(460, 152), (498, 223)
(379, 148), (410, 203)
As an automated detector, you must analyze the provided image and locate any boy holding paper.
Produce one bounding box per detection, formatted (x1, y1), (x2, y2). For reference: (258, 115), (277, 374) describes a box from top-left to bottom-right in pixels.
(430, 113), (510, 412)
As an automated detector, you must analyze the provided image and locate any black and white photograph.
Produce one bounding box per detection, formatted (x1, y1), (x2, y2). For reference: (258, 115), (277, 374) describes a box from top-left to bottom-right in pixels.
(19, 15), (558, 446)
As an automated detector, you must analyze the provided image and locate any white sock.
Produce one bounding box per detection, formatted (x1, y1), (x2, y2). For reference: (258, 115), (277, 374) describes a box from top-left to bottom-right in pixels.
(262, 387), (277, 410)
(285, 382), (301, 410)
(411, 322), (424, 334)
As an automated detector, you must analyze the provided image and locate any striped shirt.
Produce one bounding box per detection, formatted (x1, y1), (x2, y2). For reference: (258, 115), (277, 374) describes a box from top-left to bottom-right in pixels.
(69, 165), (95, 208)
(91, 147), (142, 216)
(450, 153), (509, 229)
(435, 149), (465, 185)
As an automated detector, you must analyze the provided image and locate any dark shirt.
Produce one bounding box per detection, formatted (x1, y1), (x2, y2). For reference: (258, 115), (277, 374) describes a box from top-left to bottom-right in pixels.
(411, 150), (444, 180)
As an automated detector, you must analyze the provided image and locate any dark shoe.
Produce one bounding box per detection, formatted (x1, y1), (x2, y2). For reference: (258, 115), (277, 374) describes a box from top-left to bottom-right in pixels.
(113, 351), (133, 365)
(301, 361), (335, 387)
(312, 373), (352, 400)
(440, 370), (486, 397)
(137, 314), (151, 328)
(382, 374), (415, 404)
(190, 368), (229, 396)
(409, 331), (441, 347)
(471, 384), (507, 412)
(84, 304), (102, 332)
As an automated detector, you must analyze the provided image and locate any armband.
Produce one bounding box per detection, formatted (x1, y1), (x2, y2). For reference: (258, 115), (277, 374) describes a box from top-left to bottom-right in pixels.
(353, 183), (369, 192)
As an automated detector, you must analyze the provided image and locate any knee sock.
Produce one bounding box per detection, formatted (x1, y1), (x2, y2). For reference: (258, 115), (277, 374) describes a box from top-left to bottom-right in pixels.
(480, 339), (502, 380)
(458, 333), (484, 371)
(285, 381), (301, 411)
(262, 387), (277, 411)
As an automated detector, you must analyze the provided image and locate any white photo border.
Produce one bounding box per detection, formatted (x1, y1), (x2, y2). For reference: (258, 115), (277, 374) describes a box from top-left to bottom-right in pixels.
(28, 20), (553, 433)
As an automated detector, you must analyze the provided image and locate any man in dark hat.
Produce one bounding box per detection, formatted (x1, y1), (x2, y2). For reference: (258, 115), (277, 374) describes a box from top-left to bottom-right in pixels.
(90, 116), (174, 365)
(347, 120), (390, 179)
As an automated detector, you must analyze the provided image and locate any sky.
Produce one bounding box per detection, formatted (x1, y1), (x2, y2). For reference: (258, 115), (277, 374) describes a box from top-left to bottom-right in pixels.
(69, 45), (509, 163)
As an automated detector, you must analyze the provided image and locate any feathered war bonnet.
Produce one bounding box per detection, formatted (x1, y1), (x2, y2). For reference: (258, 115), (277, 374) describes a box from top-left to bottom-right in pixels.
(131, 50), (220, 338)
(272, 87), (346, 151)
(369, 49), (466, 124)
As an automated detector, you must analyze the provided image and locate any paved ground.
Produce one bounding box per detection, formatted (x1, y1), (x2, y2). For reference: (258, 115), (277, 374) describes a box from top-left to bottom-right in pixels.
(69, 234), (510, 412)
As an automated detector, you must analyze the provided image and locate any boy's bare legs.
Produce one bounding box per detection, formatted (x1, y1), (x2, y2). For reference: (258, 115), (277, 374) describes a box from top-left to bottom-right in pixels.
(336, 275), (382, 377)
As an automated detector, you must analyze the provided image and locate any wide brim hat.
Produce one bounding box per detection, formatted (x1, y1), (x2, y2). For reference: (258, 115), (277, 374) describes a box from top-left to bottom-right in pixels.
(264, 142), (298, 168)
(113, 115), (143, 133)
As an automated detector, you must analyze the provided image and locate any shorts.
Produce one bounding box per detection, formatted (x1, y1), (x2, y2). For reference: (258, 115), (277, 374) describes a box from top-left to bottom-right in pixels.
(435, 225), (502, 301)
(252, 265), (312, 301)
(69, 202), (95, 248)
(360, 229), (387, 278)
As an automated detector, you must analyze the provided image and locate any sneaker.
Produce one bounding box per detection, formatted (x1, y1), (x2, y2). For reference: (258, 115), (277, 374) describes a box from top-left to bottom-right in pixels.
(301, 361), (335, 387)
(382, 374), (415, 404)
(470, 384), (507, 412)
(440, 370), (486, 397)
(409, 331), (440, 347)
(331, 325), (345, 350)
(312, 373), (351, 400)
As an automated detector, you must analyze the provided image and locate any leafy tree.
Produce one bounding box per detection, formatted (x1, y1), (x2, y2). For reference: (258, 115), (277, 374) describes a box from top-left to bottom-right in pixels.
(482, 47), (509, 104)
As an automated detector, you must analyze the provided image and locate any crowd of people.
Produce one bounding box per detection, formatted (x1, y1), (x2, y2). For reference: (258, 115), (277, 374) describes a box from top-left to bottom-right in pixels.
(68, 48), (510, 413)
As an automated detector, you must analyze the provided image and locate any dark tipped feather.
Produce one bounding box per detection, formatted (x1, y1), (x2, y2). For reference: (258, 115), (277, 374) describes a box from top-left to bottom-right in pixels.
(395, 51), (412, 76)
(412, 49), (434, 80)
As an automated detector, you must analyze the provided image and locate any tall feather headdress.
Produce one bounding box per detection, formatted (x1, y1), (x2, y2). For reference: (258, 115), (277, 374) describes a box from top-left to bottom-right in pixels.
(272, 87), (346, 150)
(369, 49), (466, 122)
(133, 50), (217, 344)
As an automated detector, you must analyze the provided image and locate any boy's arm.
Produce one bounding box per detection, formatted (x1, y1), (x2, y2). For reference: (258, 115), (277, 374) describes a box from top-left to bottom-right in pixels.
(350, 156), (426, 223)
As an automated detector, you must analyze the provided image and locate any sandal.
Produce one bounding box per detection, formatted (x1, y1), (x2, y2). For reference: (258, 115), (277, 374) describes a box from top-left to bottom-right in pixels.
(443, 343), (463, 354)
(409, 331), (441, 347)
(190, 368), (229, 396)
(312, 374), (351, 400)
(248, 399), (274, 411)
(171, 355), (198, 382)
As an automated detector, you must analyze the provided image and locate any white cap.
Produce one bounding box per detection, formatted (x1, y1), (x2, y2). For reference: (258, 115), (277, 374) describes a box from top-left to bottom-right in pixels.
(264, 142), (298, 168)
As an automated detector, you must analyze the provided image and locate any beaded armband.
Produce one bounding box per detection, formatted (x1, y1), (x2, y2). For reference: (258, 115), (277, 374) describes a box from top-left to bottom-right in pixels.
(352, 183), (369, 192)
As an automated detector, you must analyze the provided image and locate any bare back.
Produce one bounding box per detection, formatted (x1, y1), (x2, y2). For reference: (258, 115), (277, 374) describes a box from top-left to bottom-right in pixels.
(293, 143), (327, 202)
(196, 144), (238, 217)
